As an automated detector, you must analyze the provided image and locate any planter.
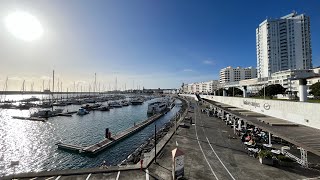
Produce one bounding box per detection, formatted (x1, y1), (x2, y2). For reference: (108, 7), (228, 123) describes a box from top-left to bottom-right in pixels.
(278, 160), (294, 167)
(259, 157), (274, 165)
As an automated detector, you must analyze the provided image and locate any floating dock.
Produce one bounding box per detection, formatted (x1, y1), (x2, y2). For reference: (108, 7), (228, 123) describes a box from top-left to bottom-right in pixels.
(57, 109), (169, 155)
(11, 111), (77, 122)
(56, 111), (77, 117)
(11, 116), (47, 122)
(56, 143), (85, 152)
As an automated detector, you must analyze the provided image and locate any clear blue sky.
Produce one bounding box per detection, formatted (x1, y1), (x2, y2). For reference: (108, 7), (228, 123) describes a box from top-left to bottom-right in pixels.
(0, 0), (319, 90)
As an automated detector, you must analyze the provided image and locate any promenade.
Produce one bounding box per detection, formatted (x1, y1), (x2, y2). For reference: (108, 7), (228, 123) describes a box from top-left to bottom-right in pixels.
(6, 98), (320, 180)
(144, 98), (320, 179)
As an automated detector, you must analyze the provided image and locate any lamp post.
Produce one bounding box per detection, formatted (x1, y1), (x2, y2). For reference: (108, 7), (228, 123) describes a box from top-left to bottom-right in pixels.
(10, 160), (19, 179)
(233, 87), (235, 97)
(264, 84), (266, 99)
(154, 124), (157, 164)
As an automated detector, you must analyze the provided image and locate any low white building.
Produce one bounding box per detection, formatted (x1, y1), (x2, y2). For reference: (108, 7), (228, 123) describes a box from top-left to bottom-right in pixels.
(220, 68), (319, 97)
(268, 69), (315, 92)
(163, 89), (178, 94)
(220, 66), (257, 83)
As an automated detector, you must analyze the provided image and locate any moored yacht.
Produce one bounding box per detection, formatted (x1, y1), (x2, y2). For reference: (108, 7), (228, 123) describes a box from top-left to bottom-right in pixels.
(31, 108), (63, 118)
(97, 106), (110, 111)
(81, 103), (101, 110)
(130, 98), (144, 105)
(147, 101), (168, 115)
(121, 100), (129, 106)
(108, 101), (122, 108)
(17, 102), (36, 110)
(77, 108), (89, 115)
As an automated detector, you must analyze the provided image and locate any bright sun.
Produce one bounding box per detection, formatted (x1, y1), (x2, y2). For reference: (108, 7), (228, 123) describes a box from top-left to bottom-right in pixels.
(4, 11), (43, 41)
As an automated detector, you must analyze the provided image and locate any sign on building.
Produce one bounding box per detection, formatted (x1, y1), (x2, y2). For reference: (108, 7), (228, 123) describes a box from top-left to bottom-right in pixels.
(172, 148), (184, 179)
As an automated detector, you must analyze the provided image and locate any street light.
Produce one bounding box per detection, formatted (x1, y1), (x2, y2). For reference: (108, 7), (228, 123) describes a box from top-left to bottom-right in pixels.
(264, 84), (266, 99)
(10, 160), (19, 179)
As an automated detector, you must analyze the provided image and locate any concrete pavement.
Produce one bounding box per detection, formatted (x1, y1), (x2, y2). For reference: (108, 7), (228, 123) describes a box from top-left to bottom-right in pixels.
(146, 99), (320, 179)
(9, 98), (320, 179)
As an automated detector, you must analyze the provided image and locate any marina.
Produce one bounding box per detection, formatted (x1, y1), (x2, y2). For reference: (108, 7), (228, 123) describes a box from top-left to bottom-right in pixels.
(0, 93), (181, 176)
(57, 110), (169, 154)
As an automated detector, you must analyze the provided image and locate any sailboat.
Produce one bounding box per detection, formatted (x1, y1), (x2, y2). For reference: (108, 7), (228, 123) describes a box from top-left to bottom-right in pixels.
(17, 80), (36, 110)
(0, 77), (14, 109)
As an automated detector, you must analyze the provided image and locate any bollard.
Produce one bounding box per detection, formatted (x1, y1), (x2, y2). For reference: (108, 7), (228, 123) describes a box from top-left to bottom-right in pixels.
(108, 131), (112, 139)
(140, 159), (144, 170)
(105, 128), (109, 138)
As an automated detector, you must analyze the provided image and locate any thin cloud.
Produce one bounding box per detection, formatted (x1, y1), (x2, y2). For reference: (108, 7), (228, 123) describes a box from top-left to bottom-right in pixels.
(75, 80), (88, 84)
(183, 69), (194, 72)
(40, 76), (51, 80)
(203, 60), (214, 65)
(8, 76), (22, 81)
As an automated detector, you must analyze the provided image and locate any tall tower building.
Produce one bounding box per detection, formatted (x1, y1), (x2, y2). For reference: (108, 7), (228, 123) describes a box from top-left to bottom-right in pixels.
(256, 12), (312, 78)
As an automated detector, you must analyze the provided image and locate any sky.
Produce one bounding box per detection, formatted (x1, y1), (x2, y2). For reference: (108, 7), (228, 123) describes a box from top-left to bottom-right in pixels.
(0, 0), (319, 91)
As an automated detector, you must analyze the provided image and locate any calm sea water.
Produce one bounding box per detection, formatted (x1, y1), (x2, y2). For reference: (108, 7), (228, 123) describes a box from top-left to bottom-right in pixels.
(0, 94), (181, 176)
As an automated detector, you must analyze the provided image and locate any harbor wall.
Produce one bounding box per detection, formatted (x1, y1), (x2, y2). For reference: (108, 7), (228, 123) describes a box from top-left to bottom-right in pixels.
(178, 94), (198, 101)
(197, 95), (320, 130)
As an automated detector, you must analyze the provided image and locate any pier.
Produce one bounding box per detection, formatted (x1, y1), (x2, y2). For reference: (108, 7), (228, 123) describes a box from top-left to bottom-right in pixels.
(57, 109), (169, 155)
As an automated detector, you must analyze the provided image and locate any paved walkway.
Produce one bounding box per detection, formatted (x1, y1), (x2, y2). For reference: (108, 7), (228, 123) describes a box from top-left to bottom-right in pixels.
(146, 99), (320, 180)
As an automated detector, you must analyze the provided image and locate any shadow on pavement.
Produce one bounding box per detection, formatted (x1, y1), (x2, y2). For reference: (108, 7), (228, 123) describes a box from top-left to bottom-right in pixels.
(175, 134), (247, 154)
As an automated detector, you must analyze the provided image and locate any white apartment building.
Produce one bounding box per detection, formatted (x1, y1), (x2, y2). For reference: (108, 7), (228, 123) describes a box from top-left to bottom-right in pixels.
(219, 66), (257, 83)
(256, 12), (312, 78)
(182, 80), (219, 94)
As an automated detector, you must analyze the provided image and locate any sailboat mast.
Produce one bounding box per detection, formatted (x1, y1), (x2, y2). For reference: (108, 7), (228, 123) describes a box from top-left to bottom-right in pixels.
(60, 82), (62, 100)
(94, 73), (97, 95)
(52, 70), (55, 93)
(115, 77), (117, 92)
(42, 80), (44, 92)
(52, 70), (55, 110)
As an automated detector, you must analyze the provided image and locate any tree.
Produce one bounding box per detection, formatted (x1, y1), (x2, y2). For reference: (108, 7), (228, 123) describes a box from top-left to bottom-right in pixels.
(258, 84), (286, 98)
(227, 87), (243, 96)
(216, 88), (224, 96)
(310, 82), (320, 98)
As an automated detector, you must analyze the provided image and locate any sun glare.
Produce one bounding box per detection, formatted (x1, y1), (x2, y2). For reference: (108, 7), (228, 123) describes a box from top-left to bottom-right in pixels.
(4, 11), (43, 41)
